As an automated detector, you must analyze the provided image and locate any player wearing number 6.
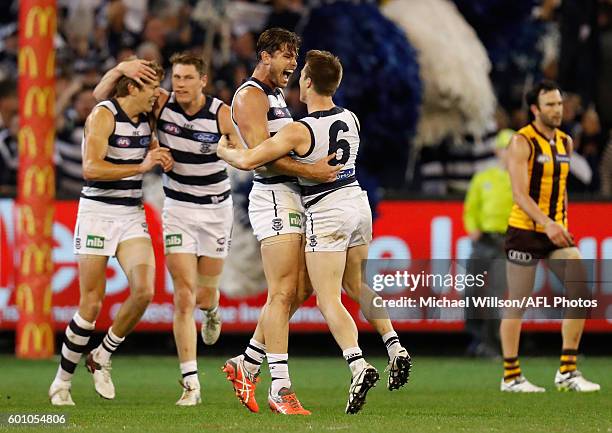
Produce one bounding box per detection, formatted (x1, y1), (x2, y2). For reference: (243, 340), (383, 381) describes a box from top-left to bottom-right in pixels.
(217, 50), (411, 414)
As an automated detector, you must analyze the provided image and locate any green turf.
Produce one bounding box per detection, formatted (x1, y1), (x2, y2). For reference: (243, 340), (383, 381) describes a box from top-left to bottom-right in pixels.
(0, 355), (610, 433)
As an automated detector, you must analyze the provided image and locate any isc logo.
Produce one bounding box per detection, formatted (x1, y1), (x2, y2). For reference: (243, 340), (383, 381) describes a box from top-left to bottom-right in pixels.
(165, 234), (182, 247)
(86, 235), (104, 249)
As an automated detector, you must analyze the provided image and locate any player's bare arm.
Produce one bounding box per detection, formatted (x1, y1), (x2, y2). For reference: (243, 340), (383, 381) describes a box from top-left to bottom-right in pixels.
(218, 122), (311, 170)
(508, 134), (572, 247)
(82, 107), (172, 180)
(93, 59), (159, 100)
(233, 86), (340, 182)
(217, 103), (238, 142)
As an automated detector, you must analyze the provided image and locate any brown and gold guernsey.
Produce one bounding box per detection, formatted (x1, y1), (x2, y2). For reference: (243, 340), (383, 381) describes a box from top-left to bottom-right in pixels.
(508, 123), (571, 233)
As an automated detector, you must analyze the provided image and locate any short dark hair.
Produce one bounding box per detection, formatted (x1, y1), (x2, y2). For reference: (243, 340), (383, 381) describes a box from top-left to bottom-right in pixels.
(303, 50), (343, 96)
(170, 52), (207, 76)
(256, 28), (301, 62)
(526, 80), (562, 109)
(115, 60), (164, 97)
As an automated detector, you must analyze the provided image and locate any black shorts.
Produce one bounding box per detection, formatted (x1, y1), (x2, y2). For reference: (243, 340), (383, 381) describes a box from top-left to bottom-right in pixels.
(504, 226), (560, 265)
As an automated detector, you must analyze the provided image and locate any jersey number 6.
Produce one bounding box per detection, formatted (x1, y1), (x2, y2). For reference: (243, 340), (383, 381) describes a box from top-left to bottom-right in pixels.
(328, 120), (350, 166)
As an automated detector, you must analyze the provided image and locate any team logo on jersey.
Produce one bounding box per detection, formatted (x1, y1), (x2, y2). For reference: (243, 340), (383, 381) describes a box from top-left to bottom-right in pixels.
(309, 235), (318, 248)
(200, 143), (211, 154)
(116, 137), (131, 147)
(288, 212), (302, 228)
(536, 154), (551, 164)
(165, 234), (182, 247)
(163, 122), (181, 135)
(140, 137), (151, 147)
(272, 218), (283, 231)
(86, 235), (104, 249)
(194, 132), (219, 143)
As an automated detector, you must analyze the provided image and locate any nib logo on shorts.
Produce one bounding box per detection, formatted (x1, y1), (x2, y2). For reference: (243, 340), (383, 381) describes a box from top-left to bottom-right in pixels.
(289, 212), (302, 228)
(165, 234), (182, 247)
(86, 235), (104, 249)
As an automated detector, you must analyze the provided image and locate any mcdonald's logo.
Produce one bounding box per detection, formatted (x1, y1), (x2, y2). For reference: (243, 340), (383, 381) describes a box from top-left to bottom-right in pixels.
(25, 6), (56, 38)
(18, 126), (37, 158)
(19, 205), (36, 236)
(18, 46), (38, 78)
(23, 165), (54, 197)
(16, 283), (35, 314)
(24, 86), (54, 118)
(21, 242), (53, 276)
(19, 322), (54, 354)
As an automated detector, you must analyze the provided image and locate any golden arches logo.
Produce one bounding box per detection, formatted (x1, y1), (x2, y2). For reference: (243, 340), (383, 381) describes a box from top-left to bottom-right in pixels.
(43, 207), (54, 236)
(19, 322), (54, 354)
(18, 205), (36, 236)
(18, 46), (38, 78)
(18, 126), (37, 158)
(16, 284), (35, 314)
(21, 242), (53, 276)
(25, 6), (56, 38)
(23, 165), (54, 197)
(24, 86), (54, 118)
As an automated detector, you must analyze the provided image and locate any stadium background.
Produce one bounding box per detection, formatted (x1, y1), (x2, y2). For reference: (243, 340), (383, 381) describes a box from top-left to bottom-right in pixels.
(0, 1), (611, 431)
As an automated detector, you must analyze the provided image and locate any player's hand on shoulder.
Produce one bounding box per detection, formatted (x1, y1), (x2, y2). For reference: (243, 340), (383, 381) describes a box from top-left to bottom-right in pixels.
(309, 153), (342, 183)
(141, 147), (173, 173)
(118, 59), (158, 86)
(544, 220), (573, 248)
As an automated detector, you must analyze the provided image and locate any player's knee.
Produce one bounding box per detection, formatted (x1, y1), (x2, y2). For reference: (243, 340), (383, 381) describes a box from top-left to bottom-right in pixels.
(79, 296), (103, 318)
(131, 284), (154, 308)
(174, 288), (195, 315)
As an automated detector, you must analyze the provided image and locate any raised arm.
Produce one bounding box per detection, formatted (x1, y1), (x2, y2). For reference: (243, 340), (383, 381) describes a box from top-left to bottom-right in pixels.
(507, 134), (572, 247)
(93, 59), (159, 101)
(82, 107), (172, 180)
(217, 122), (311, 170)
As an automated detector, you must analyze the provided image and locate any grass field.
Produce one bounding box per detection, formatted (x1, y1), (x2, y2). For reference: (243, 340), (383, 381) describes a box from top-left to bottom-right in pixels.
(0, 355), (610, 433)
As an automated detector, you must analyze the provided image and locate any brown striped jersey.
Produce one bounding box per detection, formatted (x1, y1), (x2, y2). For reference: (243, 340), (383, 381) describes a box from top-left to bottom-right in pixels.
(508, 123), (571, 232)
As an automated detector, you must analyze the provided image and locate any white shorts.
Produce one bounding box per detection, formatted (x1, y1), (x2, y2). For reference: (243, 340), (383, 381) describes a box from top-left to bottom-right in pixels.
(163, 204), (233, 258)
(248, 188), (305, 241)
(73, 208), (150, 256)
(304, 188), (372, 252)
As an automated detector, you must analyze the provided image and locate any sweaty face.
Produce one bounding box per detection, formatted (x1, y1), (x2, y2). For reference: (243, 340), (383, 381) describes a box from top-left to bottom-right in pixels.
(268, 46), (297, 89)
(137, 81), (161, 113)
(172, 63), (206, 104)
(535, 89), (563, 129)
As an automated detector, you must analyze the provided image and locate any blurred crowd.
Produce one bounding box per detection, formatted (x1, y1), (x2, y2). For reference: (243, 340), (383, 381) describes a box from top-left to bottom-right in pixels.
(0, 0), (610, 199)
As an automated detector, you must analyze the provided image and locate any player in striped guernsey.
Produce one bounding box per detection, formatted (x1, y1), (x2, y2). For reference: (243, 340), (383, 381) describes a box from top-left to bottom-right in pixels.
(93, 54), (236, 405)
(500, 81), (600, 393)
(221, 29), (339, 415)
(49, 61), (171, 406)
(218, 50), (412, 414)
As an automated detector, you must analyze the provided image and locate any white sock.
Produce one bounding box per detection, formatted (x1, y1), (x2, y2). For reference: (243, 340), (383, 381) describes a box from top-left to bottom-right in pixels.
(243, 338), (266, 375)
(382, 331), (402, 358)
(95, 327), (125, 364)
(267, 353), (291, 396)
(180, 360), (199, 387)
(56, 312), (95, 382)
(343, 346), (367, 376)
